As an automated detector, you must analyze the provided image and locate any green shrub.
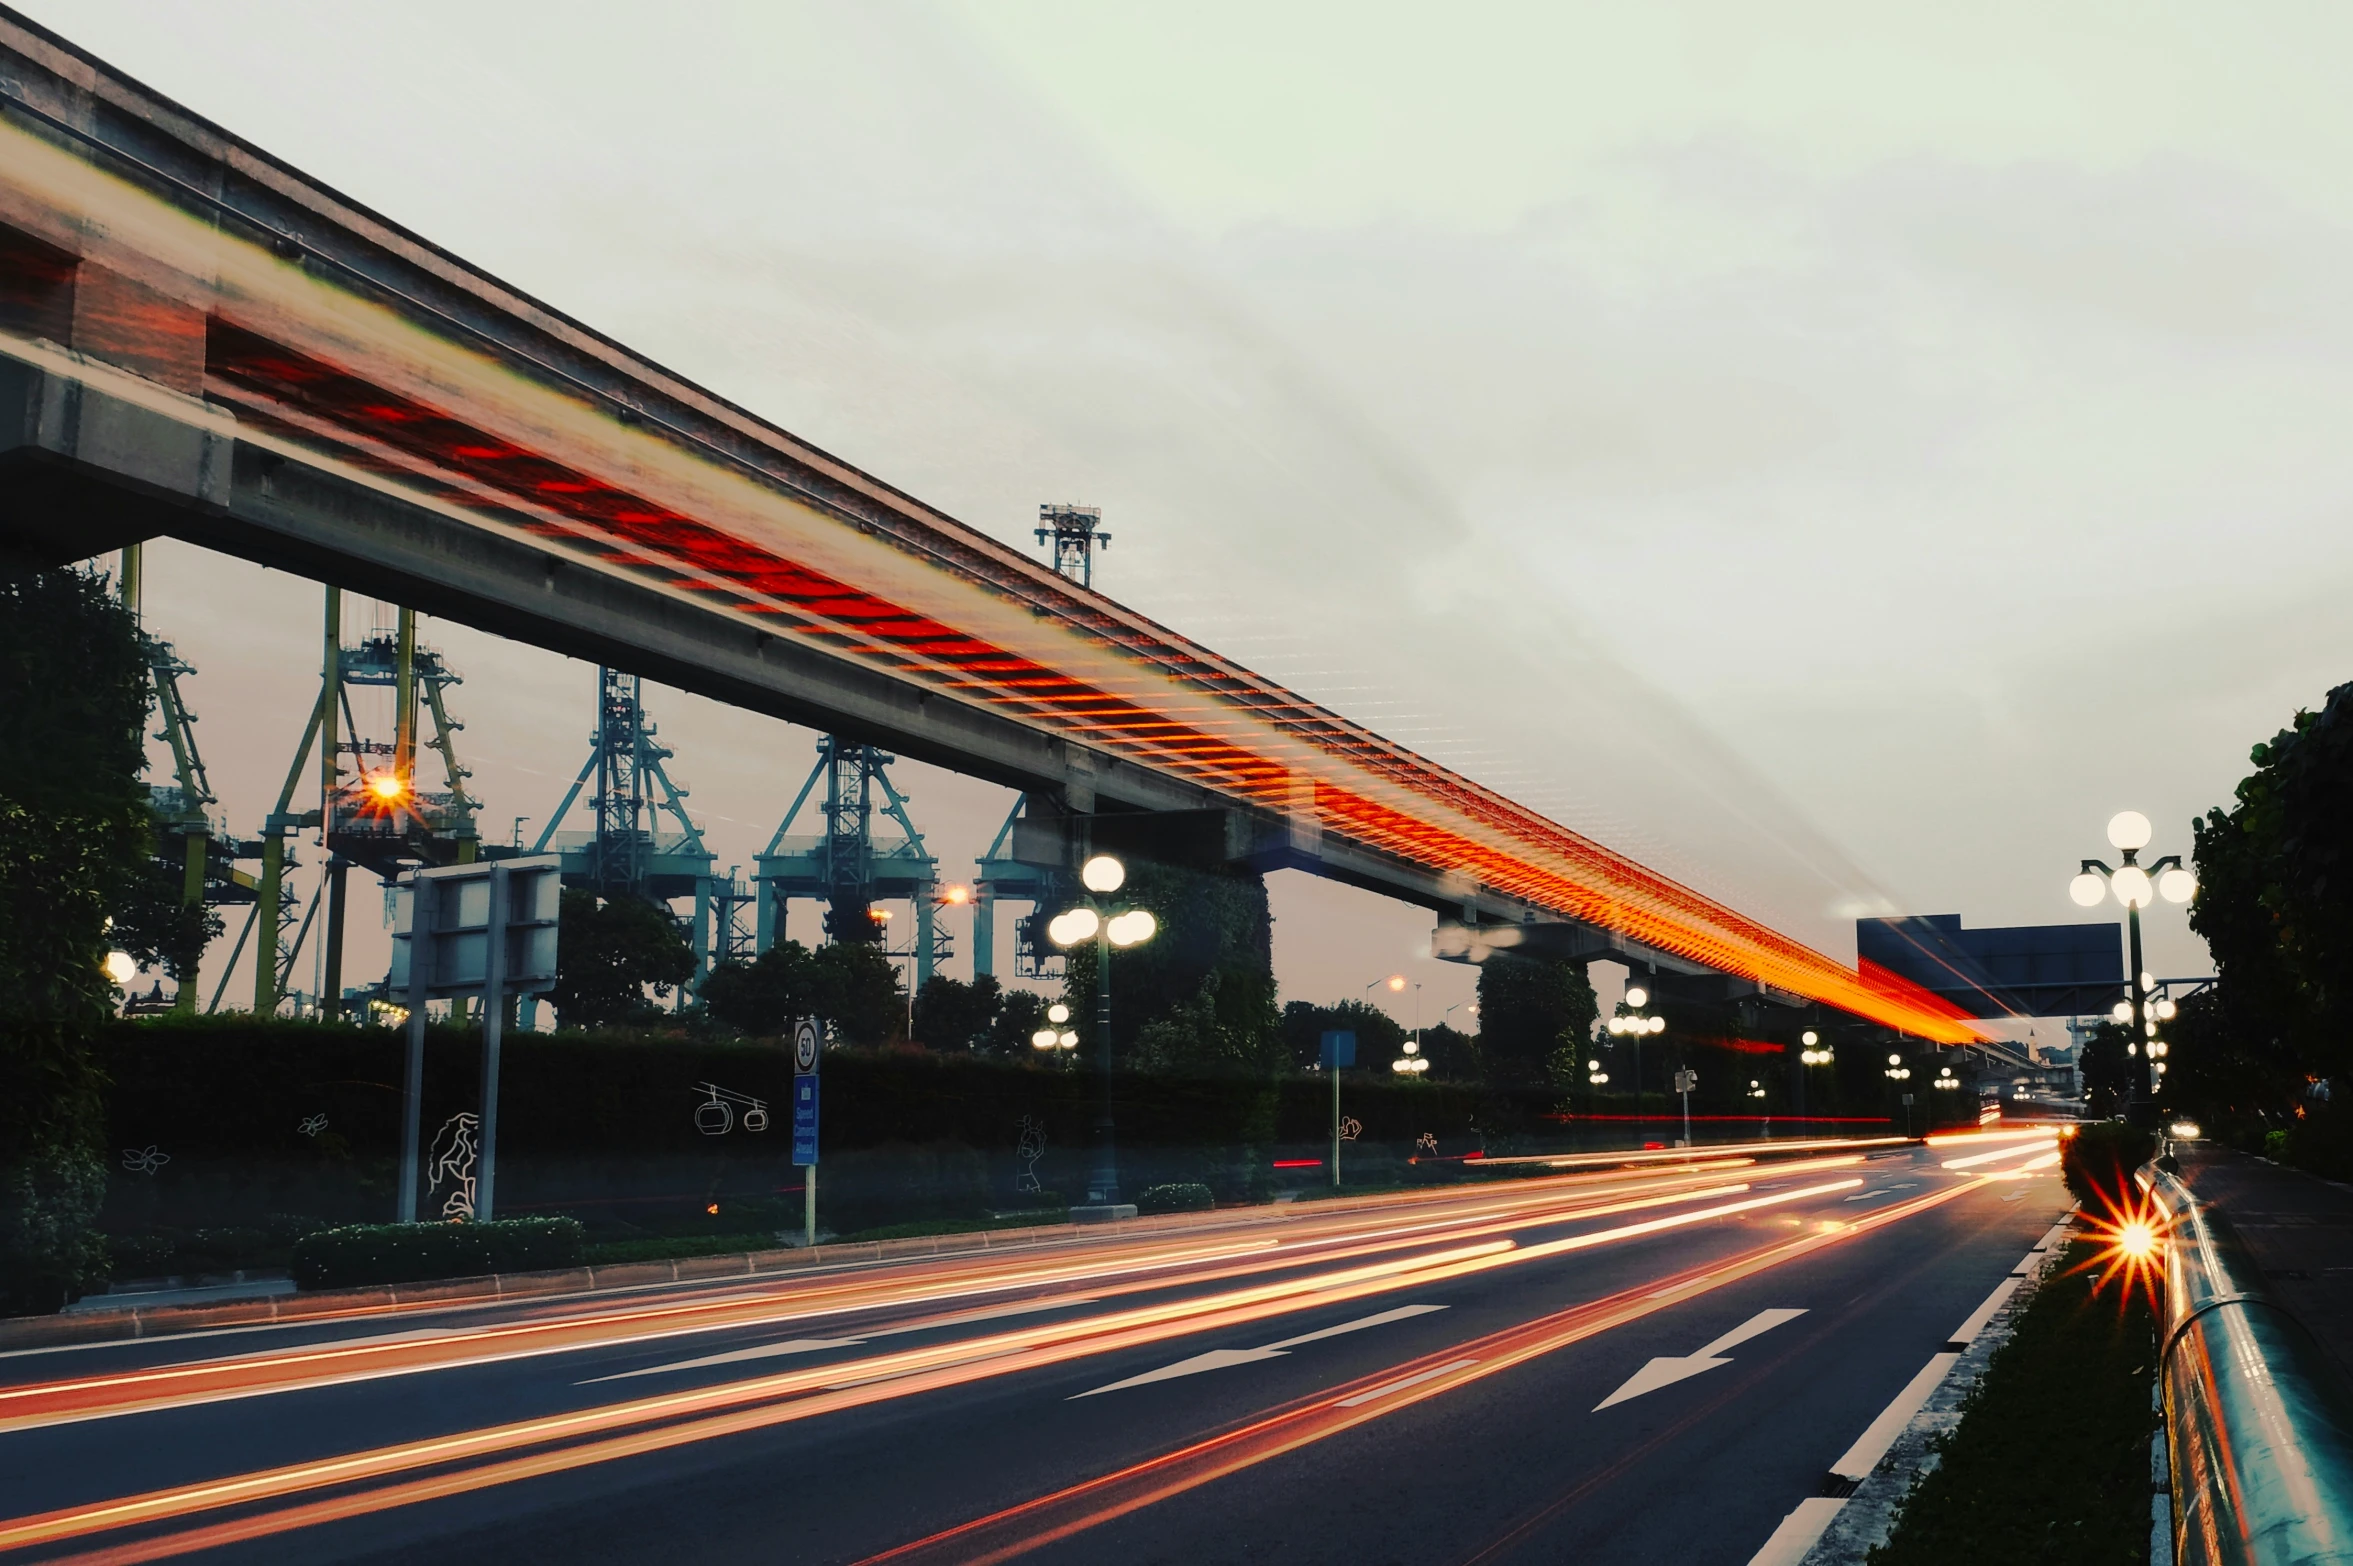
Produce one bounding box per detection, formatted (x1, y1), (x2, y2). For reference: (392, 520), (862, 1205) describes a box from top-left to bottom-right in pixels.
(2061, 1121), (2156, 1210)
(2266, 1128), (2291, 1159)
(1135, 1182), (1215, 1214)
(106, 1233), (175, 1278)
(291, 1217), (583, 1291)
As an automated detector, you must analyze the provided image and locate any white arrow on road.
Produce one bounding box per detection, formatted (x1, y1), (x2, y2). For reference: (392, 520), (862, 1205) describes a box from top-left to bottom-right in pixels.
(1073, 1304), (1446, 1398)
(1594, 1308), (1807, 1411)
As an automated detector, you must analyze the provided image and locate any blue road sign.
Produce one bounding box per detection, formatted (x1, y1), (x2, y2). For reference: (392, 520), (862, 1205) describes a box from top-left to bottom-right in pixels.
(792, 1074), (819, 1166)
(1320, 1030), (1357, 1069)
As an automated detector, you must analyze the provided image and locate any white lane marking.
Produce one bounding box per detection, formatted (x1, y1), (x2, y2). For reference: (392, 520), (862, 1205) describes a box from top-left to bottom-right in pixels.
(1841, 1183), (1915, 1203)
(1594, 1308), (1806, 1410)
(584, 1297), (1094, 1384)
(1334, 1357), (1479, 1407)
(1745, 1496), (1849, 1566)
(583, 1337), (864, 1383)
(1947, 1276), (2024, 1347)
(1829, 1352), (1959, 1481)
(1072, 1304), (1446, 1398)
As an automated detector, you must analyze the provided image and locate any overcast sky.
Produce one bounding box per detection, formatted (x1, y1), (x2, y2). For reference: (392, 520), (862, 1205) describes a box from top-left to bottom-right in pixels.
(48, 1), (2353, 1025)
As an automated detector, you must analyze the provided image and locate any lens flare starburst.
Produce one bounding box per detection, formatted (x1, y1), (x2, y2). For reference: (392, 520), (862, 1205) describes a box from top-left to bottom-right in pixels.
(2069, 1175), (2169, 1311)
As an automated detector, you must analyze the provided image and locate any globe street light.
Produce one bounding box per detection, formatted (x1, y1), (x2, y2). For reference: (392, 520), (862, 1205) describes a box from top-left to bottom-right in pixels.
(1606, 985), (1666, 1120)
(1391, 1038), (1430, 1076)
(1049, 854), (1157, 1212)
(1029, 1001), (1079, 1066)
(2070, 810), (2195, 1127)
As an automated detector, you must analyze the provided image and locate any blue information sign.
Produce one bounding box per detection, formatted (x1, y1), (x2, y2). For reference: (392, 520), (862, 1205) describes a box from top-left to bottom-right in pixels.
(1320, 1030), (1357, 1069)
(792, 1074), (820, 1166)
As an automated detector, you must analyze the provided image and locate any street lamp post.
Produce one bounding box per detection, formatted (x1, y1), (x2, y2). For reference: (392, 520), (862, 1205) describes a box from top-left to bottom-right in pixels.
(1048, 854), (1157, 1215)
(1884, 1052), (1914, 1136)
(2070, 811), (2196, 1128)
(1606, 983), (1666, 1125)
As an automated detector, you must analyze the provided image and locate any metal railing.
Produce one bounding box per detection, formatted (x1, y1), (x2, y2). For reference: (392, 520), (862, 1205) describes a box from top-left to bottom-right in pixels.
(2153, 1166), (2353, 1564)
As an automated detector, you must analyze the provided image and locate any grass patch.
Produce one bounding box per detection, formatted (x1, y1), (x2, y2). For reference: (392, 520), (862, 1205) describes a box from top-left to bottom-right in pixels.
(1869, 1239), (2154, 1566)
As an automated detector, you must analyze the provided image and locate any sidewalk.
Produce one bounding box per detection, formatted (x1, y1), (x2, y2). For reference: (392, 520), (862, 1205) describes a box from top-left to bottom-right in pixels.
(2181, 1146), (2353, 1391)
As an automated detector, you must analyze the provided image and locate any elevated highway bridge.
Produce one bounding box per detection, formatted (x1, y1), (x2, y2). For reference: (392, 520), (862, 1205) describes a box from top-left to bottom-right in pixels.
(0, 8), (1978, 1042)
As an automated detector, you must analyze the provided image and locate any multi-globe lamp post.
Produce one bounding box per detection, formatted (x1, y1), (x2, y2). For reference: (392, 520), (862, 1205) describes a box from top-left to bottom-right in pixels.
(1028, 1001), (1079, 1065)
(1885, 1052), (1915, 1136)
(2069, 810), (2196, 1127)
(1045, 854), (1158, 1212)
(1606, 983), (1666, 1114)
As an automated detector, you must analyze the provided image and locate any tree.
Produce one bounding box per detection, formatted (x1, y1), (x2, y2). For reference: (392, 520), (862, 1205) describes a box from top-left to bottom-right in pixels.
(697, 940), (814, 1036)
(913, 973), (1002, 1052)
(807, 942), (905, 1046)
(983, 989), (1050, 1059)
(2079, 1019), (2134, 1120)
(1476, 954), (1598, 1090)
(696, 937), (905, 1045)
(1059, 861), (1281, 1075)
(1, 567), (150, 1312)
(108, 852), (221, 981)
(550, 889), (694, 1027)
(2184, 681), (2353, 1141)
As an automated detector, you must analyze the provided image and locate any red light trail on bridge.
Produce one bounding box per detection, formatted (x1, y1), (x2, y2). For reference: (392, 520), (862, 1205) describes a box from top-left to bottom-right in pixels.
(0, 105), (1981, 1041)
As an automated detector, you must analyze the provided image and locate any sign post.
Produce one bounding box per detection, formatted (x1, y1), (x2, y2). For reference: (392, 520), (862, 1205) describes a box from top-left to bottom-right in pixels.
(389, 857), (561, 1223)
(1320, 1031), (1356, 1189)
(793, 1017), (822, 1245)
(1674, 1067), (1698, 1148)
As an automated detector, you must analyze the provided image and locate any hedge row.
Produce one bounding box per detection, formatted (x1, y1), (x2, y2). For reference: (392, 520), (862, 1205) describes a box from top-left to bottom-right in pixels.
(290, 1217), (584, 1291)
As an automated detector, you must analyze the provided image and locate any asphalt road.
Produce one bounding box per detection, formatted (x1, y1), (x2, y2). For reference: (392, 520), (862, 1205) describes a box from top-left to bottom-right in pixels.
(0, 1135), (2070, 1566)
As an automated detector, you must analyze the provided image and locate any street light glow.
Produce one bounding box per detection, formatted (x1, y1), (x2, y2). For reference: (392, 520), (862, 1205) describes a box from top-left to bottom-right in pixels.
(1080, 855), (1126, 894)
(1106, 910), (1158, 948)
(1623, 985), (1649, 1008)
(2111, 866), (2154, 908)
(1031, 1029), (1058, 1050)
(2108, 811), (2153, 852)
(1047, 908), (1100, 946)
(367, 772), (406, 801)
(2069, 872), (2108, 908)
(2157, 868), (2196, 904)
(102, 950), (138, 985)
(1047, 1003), (1070, 1024)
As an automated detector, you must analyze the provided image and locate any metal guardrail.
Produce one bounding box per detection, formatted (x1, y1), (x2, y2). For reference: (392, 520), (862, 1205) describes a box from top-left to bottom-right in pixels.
(2153, 1166), (2353, 1564)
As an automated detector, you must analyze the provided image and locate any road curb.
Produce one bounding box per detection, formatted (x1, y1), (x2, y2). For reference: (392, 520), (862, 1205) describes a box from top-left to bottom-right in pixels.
(1794, 1215), (2076, 1566)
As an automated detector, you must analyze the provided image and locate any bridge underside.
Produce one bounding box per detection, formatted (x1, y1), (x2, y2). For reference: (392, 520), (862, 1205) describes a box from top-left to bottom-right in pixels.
(0, 7), (1981, 1040)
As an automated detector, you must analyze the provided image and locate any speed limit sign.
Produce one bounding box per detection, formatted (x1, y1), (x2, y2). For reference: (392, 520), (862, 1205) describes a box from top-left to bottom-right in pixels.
(792, 1018), (822, 1076)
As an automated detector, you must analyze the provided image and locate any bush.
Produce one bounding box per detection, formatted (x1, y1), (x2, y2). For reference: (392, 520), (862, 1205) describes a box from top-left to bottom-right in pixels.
(2061, 1121), (2157, 1210)
(1135, 1182), (1215, 1214)
(106, 1232), (175, 1278)
(290, 1217), (584, 1291)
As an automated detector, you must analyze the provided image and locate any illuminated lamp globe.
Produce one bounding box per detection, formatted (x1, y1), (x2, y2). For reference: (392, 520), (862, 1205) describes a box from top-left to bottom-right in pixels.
(1385, 974), (1407, 992)
(1048, 1003), (1071, 1024)
(2146, 1020), (2159, 1038)
(1031, 1029), (1058, 1050)
(1107, 909), (1159, 949)
(1888, 1053), (1903, 1066)
(1802, 1030), (1819, 1047)
(1648, 1015), (1667, 1035)
(102, 950), (138, 986)
(2158, 868), (2196, 905)
(2156, 999), (2178, 1021)
(1059, 1031), (1079, 1049)
(1607, 1017), (1627, 1036)
(1080, 855), (1126, 894)
(2111, 867), (2154, 908)
(1590, 1072), (1609, 1084)
(2069, 872), (2108, 908)
(1624, 985), (1649, 1009)
(1403, 1039), (1420, 1055)
(2107, 811), (2154, 852)
(2111, 1001), (2132, 1024)
(2141, 971), (2158, 993)
(1048, 908), (1100, 946)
